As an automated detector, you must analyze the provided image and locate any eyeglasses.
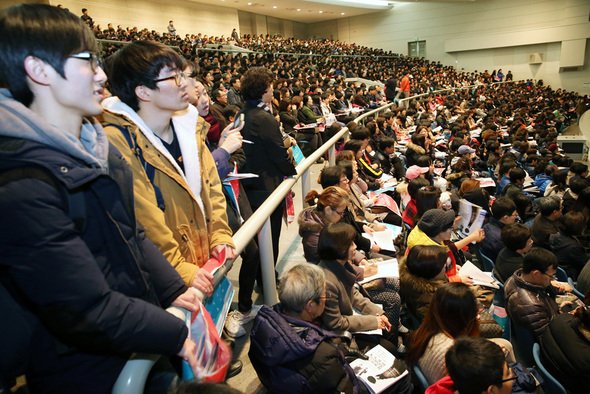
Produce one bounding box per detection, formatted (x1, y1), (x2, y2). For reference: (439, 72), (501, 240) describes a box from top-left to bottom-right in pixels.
(541, 271), (558, 280)
(154, 71), (188, 86)
(498, 366), (518, 384)
(70, 52), (101, 72)
(339, 178), (349, 184)
(334, 208), (346, 218)
(315, 292), (334, 302)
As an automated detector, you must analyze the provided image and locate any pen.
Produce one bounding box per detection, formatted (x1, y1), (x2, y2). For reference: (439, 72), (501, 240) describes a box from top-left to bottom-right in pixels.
(223, 135), (254, 144)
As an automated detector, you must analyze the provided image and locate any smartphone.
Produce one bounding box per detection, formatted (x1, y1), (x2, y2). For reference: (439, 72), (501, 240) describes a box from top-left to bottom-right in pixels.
(233, 113), (244, 129)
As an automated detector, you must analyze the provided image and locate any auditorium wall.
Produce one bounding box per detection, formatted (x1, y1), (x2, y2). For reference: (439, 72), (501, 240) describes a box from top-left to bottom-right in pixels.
(311, 0), (590, 94)
(54, 0), (240, 38)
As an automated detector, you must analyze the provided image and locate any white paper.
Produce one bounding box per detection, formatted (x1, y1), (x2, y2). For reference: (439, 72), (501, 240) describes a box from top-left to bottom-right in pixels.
(458, 261), (499, 289)
(358, 259), (399, 284)
(350, 345), (409, 394)
(363, 228), (396, 251)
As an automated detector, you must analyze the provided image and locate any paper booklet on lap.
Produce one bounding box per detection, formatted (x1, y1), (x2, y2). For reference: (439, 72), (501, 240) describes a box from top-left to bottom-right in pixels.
(358, 259), (399, 284)
(350, 345), (409, 394)
(351, 308), (382, 336)
(458, 261), (499, 289)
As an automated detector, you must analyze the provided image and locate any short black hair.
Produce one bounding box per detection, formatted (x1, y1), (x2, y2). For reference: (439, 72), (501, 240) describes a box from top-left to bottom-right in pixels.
(570, 162), (588, 175)
(221, 105), (239, 121)
(538, 195), (561, 217)
(501, 223), (531, 251)
(568, 177), (588, 194)
(0, 4), (97, 106)
(446, 337), (506, 394)
(522, 247), (558, 274)
(342, 139), (363, 155)
(509, 167), (526, 183)
(562, 211), (586, 237)
(350, 127), (370, 141)
(241, 67), (273, 101)
(104, 40), (184, 111)
(378, 137), (396, 151)
(491, 197), (517, 220)
(408, 178), (431, 199)
(320, 166), (345, 189)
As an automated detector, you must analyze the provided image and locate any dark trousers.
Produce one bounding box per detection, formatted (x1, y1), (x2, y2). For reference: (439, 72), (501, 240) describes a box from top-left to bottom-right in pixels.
(225, 186), (261, 313)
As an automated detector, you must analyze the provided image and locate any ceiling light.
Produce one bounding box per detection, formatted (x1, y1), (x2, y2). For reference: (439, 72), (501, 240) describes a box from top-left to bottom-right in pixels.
(273, 5), (277, 8)
(248, 2), (252, 4)
(297, 8), (301, 10)
(319, 10), (323, 13)
(341, 12), (345, 14)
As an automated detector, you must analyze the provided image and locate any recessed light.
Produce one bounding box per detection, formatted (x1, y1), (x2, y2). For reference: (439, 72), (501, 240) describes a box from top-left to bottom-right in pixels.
(319, 10), (323, 13)
(297, 8), (301, 10)
(341, 12), (345, 15)
(248, 2), (251, 4)
(273, 5), (277, 8)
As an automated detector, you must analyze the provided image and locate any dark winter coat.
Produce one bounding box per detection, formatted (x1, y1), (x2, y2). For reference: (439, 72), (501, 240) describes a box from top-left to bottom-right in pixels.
(505, 269), (560, 339)
(249, 304), (360, 393)
(540, 313), (590, 394)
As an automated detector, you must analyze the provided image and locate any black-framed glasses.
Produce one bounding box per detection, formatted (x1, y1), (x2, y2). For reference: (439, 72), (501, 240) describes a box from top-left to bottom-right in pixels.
(541, 271), (558, 280)
(154, 71), (187, 86)
(70, 52), (101, 72)
(498, 366), (518, 384)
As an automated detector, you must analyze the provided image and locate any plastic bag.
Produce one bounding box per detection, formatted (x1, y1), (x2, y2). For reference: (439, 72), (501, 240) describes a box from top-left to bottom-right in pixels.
(182, 301), (232, 382)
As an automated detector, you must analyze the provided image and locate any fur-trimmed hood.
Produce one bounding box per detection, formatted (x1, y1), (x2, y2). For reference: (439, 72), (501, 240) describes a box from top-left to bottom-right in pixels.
(406, 141), (426, 155)
(298, 207), (327, 235)
(399, 257), (447, 295)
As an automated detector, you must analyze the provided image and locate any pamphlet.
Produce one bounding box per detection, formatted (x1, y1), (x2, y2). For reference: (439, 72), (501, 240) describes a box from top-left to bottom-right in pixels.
(358, 259), (399, 285)
(457, 199), (486, 239)
(363, 228), (396, 252)
(458, 261), (499, 289)
(350, 345), (409, 393)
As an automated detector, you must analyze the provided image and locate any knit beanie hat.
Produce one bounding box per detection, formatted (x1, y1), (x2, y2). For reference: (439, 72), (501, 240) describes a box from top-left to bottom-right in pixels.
(418, 209), (456, 237)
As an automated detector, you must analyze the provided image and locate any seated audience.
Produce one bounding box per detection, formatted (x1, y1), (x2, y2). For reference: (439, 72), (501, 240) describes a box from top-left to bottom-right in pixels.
(406, 283), (514, 386)
(540, 290), (590, 394)
(494, 223), (533, 283)
(531, 195), (562, 249)
(479, 197), (518, 263)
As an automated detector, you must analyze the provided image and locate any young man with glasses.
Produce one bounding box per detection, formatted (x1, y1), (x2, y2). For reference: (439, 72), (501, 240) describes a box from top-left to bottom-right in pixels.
(102, 41), (237, 297)
(505, 247), (573, 339)
(102, 42), (247, 376)
(0, 5), (199, 392)
(429, 336), (516, 394)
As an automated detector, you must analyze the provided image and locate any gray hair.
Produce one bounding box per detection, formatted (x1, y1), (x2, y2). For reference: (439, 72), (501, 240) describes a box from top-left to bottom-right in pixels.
(278, 264), (325, 315)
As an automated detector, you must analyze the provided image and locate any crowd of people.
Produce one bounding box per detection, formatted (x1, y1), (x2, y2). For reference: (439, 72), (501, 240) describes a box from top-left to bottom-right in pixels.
(2, 3), (590, 394)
